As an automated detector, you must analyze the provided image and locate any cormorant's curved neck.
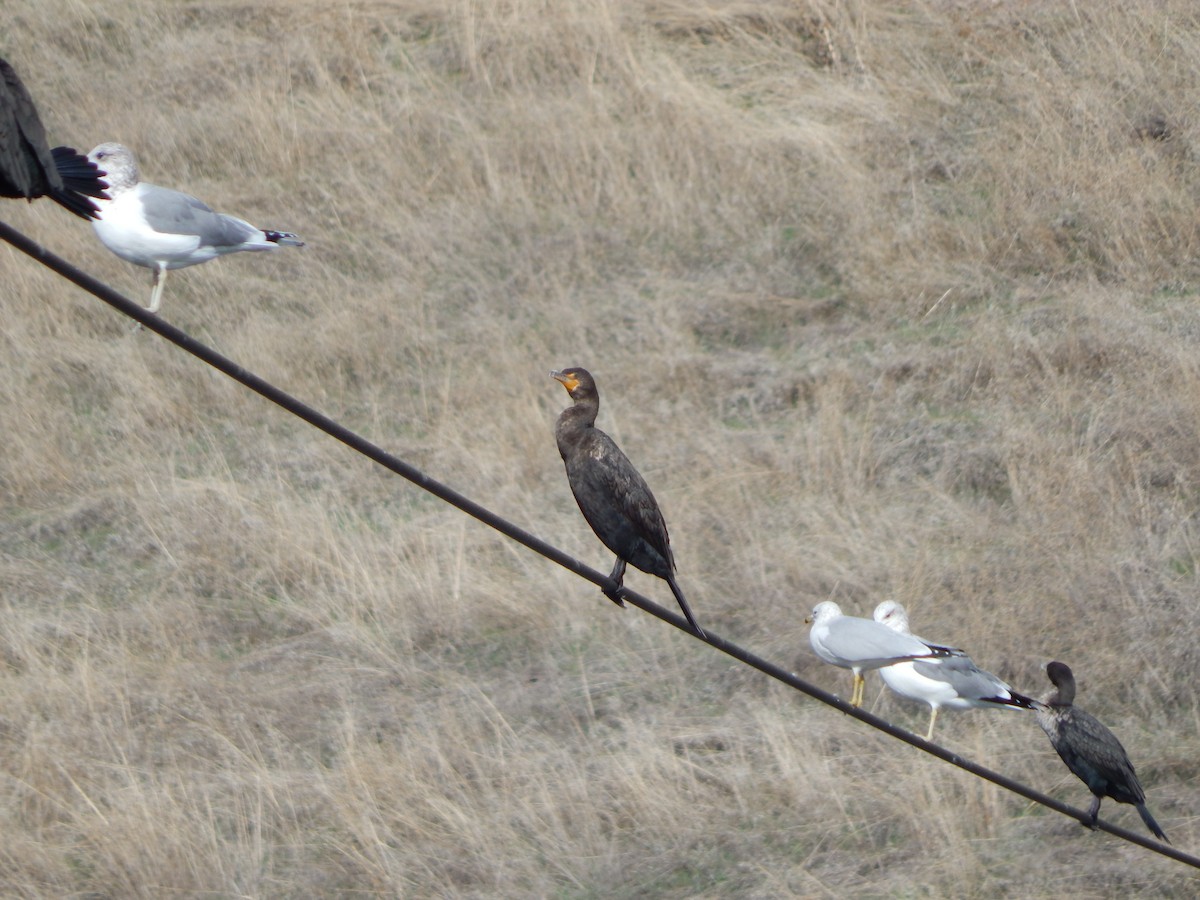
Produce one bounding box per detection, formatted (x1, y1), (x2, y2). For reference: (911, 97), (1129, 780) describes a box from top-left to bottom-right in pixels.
(562, 396), (599, 429)
(1047, 682), (1075, 707)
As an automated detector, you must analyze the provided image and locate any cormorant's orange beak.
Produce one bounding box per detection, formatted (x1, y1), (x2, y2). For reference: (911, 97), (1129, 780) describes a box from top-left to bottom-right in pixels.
(551, 370), (580, 392)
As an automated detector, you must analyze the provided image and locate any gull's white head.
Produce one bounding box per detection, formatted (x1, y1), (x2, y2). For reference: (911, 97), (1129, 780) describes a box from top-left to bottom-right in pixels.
(873, 600), (912, 634)
(807, 600), (843, 627)
(87, 143), (140, 194)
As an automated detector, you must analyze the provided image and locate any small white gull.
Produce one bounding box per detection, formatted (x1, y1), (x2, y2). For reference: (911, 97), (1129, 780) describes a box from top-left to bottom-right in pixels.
(806, 600), (954, 707)
(873, 600), (1035, 740)
(86, 142), (303, 313)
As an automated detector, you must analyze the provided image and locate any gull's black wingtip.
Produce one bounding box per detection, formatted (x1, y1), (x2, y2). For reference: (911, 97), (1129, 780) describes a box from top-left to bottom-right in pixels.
(48, 146), (108, 219)
(51, 146), (108, 197)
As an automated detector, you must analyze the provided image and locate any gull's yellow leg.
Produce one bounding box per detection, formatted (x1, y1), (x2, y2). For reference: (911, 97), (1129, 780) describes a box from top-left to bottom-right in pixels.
(924, 707), (939, 742)
(148, 265), (168, 314)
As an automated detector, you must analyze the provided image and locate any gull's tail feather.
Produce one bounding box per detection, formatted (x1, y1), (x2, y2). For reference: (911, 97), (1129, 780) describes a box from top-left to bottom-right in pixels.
(264, 229), (304, 247)
(924, 642), (964, 659)
(999, 689), (1039, 711)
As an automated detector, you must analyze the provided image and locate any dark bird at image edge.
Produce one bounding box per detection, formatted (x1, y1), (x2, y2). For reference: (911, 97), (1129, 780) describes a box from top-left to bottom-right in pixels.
(0, 57), (107, 219)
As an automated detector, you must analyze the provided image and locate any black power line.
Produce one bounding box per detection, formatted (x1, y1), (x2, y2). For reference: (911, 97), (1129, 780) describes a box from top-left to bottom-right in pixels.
(1, 218), (1195, 869)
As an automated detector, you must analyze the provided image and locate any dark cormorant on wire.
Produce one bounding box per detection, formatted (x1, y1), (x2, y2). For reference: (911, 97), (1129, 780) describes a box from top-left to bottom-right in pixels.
(551, 367), (704, 638)
(1035, 661), (1169, 842)
(0, 57), (107, 219)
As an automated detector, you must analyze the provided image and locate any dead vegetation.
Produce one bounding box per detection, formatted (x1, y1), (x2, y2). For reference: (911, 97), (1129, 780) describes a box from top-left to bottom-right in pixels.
(0, 0), (1198, 894)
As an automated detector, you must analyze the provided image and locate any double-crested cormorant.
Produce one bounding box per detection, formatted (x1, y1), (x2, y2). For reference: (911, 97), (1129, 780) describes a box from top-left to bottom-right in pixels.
(551, 367), (704, 638)
(806, 601), (955, 707)
(86, 143), (304, 313)
(1035, 661), (1169, 842)
(0, 57), (107, 219)
(873, 601), (1036, 740)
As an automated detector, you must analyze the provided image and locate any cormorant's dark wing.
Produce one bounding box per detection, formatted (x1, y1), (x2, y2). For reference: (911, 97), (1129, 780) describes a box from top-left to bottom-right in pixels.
(605, 438), (675, 569)
(0, 57), (58, 200)
(567, 433), (674, 574)
(1050, 708), (1145, 805)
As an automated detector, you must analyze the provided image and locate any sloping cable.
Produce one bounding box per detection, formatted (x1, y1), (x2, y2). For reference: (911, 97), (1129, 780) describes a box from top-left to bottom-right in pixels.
(0, 218), (1193, 867)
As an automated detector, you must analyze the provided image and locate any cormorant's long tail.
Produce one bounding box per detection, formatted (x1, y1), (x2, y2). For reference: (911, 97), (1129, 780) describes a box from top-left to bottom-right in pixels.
(1138, 803), (1170, 843)
(667, 573), (705, 639)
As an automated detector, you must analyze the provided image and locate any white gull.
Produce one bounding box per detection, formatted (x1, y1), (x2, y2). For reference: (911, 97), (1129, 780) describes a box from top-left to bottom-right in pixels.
(86, 142), (303, 313)
(806, 600), (955, 708)
(873, 600), (1035, 740)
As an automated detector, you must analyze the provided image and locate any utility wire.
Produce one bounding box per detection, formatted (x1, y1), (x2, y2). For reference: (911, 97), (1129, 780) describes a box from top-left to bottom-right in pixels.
(1, 218), (1195, 869)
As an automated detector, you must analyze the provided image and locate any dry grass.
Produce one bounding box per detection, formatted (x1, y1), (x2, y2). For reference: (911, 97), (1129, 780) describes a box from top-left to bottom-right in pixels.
(1, 0), (1199, 894)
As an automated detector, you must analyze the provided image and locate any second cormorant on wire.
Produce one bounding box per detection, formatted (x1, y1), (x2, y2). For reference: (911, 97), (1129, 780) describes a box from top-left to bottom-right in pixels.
(1035, 661), (1169, 842)
(551, 367), (704, 638)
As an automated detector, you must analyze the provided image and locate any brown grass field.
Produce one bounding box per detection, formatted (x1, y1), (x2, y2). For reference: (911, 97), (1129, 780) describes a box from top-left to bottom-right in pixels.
(2, 0), (1199, 895)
